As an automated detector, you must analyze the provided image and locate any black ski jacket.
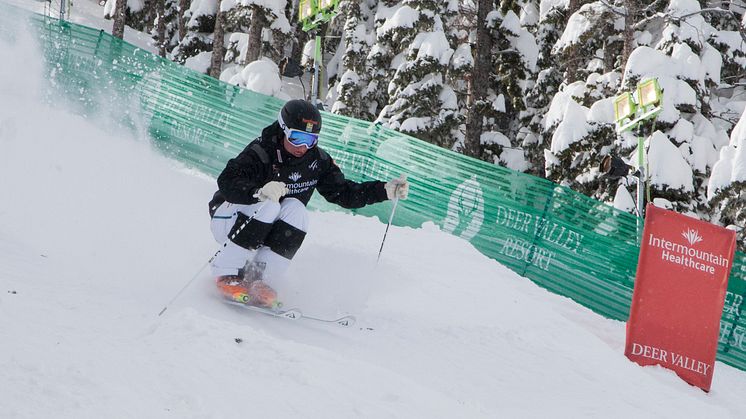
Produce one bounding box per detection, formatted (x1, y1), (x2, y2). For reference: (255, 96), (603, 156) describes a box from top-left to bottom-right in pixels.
(209, 122), (388, 215)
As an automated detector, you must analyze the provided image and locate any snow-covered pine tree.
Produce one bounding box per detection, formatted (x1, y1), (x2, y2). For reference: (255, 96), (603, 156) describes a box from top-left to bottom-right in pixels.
(362, 1), (415, 122)
(219, 2), (253, 69)
(476, 2), (536, 171)
(703, 1), (746, 250)
(543, 1), (622, 198)
(643, 0), (725, 216)
(331, 0), (374, 119)
(523, 0), (566, 178)
(105, 0), (156, 38)
(708, 107), (746, 251)
(215, 0), (292, 89)
(152, 0), (180, 57)
(171, 0), (217, 65)
(320, 8), (346, 107)
(376, 0), (460, 149)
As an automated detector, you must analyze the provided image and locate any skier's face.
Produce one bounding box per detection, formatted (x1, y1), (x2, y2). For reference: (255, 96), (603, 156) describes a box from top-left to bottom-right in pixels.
(283, 136), (309, 157)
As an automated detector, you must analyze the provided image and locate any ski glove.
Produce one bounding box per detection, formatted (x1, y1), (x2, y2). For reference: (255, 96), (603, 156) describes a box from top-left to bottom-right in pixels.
(385, 177), (409, 200)
(255, 181), (288, 202)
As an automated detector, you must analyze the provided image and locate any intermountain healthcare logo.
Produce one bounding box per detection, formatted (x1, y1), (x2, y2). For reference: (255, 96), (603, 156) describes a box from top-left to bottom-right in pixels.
(648, 230), (729, 275)
(682, 228), (703, 246)
(289, 172), (302, 182)
(443, 176), (484, 240)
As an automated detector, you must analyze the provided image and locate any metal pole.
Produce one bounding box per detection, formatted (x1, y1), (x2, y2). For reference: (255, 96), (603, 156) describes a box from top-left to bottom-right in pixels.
(59, 0), (66, 20)
(637, 135), (645, 219)
(310, 33), (321, 105)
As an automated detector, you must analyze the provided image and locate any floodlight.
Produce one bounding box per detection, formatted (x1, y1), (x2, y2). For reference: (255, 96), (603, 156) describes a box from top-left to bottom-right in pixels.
(318, 0), (338, 11)
(299, 0), (315, 22)
(637, 78), (662, 108)
(613, 92), (636, 123)
(600, 155), (631, 178)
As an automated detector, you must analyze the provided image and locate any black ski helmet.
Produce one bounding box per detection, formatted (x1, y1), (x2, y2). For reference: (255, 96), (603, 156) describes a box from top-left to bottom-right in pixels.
(278, 99), (322, 134)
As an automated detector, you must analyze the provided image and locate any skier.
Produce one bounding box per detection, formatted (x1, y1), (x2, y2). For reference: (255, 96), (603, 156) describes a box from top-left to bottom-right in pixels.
(208, 99), (409, 308)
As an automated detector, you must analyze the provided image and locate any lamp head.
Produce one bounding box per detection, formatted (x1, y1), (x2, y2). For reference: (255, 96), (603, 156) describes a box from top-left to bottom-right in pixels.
(637, 78), (662, 108)
(299, 0), (315, 22)
(600, 155), (631, 178)
(317, 0), (338, 10)
(613, 92), (636, 124)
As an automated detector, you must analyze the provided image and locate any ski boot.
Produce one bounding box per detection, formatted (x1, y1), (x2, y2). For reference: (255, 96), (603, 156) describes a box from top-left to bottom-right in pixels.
(216, 264), (279, 309)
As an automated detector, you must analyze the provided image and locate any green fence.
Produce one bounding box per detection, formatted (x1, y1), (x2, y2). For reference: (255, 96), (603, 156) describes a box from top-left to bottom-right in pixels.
(19, 10), (746, 371)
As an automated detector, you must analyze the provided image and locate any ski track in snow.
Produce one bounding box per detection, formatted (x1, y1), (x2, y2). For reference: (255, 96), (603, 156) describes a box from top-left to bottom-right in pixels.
(1, 4), (746, 418)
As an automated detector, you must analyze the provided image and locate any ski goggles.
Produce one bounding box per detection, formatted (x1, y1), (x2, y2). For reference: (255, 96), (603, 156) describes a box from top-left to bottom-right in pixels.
(285, 128), (319, 148)
(278, 112), (319, 149)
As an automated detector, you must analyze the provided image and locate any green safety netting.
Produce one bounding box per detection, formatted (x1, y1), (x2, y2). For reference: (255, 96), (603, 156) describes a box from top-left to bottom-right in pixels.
(19, 11), (746, 371)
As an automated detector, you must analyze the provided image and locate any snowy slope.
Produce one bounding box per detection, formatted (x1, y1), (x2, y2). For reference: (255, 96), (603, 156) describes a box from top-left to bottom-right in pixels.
(2, 7), (746, 419)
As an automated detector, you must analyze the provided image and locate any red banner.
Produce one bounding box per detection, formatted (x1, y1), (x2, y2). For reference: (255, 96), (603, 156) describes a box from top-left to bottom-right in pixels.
(625, 204), (736, 391)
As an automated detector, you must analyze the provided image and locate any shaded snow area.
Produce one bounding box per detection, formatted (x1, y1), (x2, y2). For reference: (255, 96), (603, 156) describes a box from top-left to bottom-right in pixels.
(2, 10), (746, 419)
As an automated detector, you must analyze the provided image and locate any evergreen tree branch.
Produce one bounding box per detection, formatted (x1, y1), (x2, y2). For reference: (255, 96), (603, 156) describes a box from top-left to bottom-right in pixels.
(641, 0), (667, 15)
(663, 6), (746, 43)
(597, 0), (625, 17)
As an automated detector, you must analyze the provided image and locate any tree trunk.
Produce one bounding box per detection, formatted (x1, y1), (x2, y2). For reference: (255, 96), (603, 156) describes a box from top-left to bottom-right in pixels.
(463, 0), (493, 159)
(622, 0), (640, 74)
(290, 21), (308, 66)
(156, 0), (166, 57)
(112, 0), (127, 39)
(565, 0), (582, 83)
(178, 0), (190, 41)
(246, 5), (266, 64)
(209, 5), (225, 78)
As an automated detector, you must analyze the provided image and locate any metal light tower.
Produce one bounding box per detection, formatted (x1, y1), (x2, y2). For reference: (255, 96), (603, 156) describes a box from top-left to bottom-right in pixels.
(611, 78), (663, 219)
(298, 0), (340, 107)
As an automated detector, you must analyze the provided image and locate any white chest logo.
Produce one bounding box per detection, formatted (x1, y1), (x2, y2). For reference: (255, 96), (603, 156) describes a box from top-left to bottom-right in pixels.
(289, 172), (302, 182)
(309, 160), (319, 171)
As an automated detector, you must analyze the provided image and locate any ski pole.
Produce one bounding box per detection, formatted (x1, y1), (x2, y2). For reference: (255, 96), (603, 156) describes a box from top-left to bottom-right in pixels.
(377, 175), (406, 263)
(157, 201), (268, 316)
(157, 261), (209, 316)
(377, 198), (399, 262)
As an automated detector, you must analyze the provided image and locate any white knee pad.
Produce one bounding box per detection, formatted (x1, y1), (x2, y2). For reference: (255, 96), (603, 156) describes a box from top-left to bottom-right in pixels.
(278, 198), (309, 231)
(209, 201), (282, 276)
(250, 198), (310, 284)
(209, 201), (281, 243)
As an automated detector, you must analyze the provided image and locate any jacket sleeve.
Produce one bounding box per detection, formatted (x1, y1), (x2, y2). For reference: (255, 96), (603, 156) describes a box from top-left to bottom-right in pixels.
(217, 140), (270, 205)
(316, 158), (389, 209)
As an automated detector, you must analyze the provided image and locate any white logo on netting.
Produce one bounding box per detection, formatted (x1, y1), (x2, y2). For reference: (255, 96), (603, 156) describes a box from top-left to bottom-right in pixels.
(682, 229), (703, 246)
(443, 176), (484, 241)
